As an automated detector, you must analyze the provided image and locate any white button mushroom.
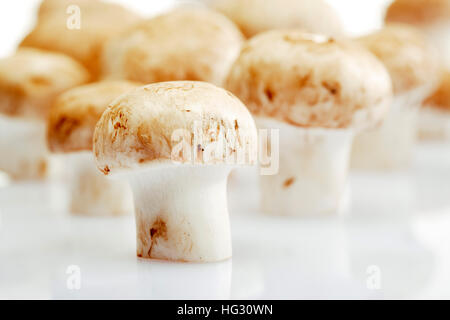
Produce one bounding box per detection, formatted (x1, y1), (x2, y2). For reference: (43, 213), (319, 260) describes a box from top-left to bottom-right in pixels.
(352, 24), (441, 169)
(226, 30), (393, 216)
(0, 48), (89, 180)
(101, 7), (244, 86)
(47, 81), (141, 216)
(208, 0), (344, 38)
(386, 0), (450, 69)
(93, 81), (257, 262)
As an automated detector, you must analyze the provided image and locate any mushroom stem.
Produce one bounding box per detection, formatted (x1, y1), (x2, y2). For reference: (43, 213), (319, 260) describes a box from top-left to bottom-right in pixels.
(258, 118), (353, 216)
(351, 89), (425, 170)
(67, 151), (134, 216)
(126, 165), (232, 262)
(0, 115), (55, 180)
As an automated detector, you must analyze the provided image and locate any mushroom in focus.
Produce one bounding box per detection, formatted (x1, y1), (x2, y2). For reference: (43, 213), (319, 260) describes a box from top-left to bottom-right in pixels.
(226, 30), (392, 216)
(351, 24), (441, 169)
(93, 81), (257, 262)
(0, 48), (89, 180)
(101, 8), (244, 86)
(47, 80), (141, 216)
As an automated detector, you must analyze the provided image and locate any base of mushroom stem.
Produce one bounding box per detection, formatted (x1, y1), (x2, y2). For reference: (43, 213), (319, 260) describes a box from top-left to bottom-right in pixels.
(423, 22), (450, 69)
(417, 107), (450, 141)
(0, 115), (60, 180)
(351, 91), (425, 171)
(65, 151), (134, 216)
(256, 118), (354, 217)
(128, 165), (233, 262)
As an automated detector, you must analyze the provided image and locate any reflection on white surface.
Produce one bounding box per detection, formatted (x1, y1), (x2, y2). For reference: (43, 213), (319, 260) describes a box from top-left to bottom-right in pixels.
(0, 142), (450, 299)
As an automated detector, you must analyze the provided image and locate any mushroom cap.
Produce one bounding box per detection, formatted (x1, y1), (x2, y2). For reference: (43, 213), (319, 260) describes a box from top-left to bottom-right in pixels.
(209, 0), (344, 38)
(101, 8), (244, 86)
(385, 0), (450, 26)
(94, 81), (258, 175)
(20, 0), (140, 79)
(425, 71), (450, 110)
(357, 24), (441, 95)
(225, 30), (393, 129)
(47, 80), (141, 153)
(0, 48), (90, 120)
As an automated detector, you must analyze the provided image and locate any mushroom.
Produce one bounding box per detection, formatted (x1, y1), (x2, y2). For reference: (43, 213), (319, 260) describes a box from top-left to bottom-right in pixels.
(20, 0), (141, 79)
(386, 0), (450, 69)
(207, 0), (344, 38)
(0, 48), (89, 180)
(93, 81), (257, 262)
(351, 24), (441, 169)
(225, 30), (392, 216)
(47, 80), (141, 216)
(419, 71), (450, 139)
(101, 7), (243, 86)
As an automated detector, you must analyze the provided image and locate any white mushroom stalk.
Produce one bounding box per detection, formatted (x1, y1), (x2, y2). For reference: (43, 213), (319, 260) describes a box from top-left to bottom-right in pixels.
(0, 115), (55, 180)
(66, 151), (134, 216)
(258, 118), (353, 216)
(93, 81), (257, 262)
(127, 165), (232, 261)
(351, 87), (431, 169)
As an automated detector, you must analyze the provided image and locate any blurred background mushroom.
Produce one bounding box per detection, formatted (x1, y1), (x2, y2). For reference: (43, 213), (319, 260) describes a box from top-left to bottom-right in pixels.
(47, 80), (141, 216)
(0, 48), (89, 180)
(20, 0), (142, 80)
(225, 30), (393, 216)
(101, 7), (244, 86)
(351, 24), (441, 170)
(206, 0), (344, 38)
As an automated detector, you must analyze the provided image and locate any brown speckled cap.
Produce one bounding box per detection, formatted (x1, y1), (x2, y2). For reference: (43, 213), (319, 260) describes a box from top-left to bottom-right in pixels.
(47, 80), (141, 153)
(225, 30), (393, 130)
(93, 81), (258, 175)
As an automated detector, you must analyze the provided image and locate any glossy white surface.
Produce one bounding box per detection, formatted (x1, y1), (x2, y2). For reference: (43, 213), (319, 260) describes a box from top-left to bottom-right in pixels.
(0, 142), (449, 299)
